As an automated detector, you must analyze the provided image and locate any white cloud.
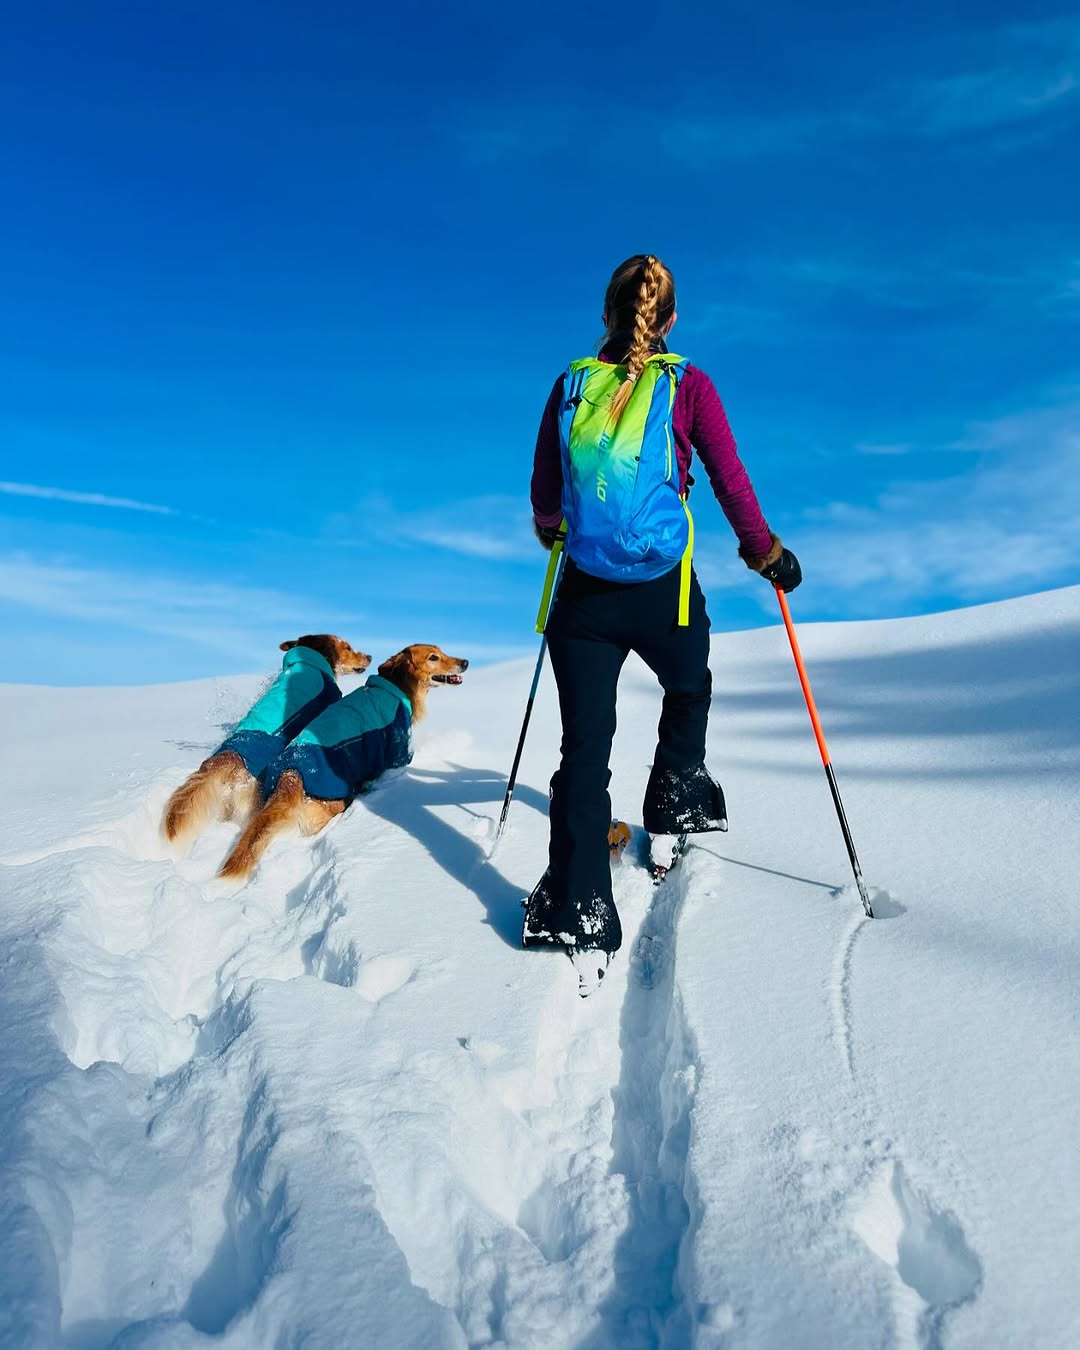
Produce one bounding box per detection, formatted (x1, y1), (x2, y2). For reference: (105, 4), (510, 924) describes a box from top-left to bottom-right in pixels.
(0, 481), (177, 516)
(855, 443), (914, 457)
(666, 18), (1080, 160)
(793, 394), (1080, 607)
(685, 249), (1080, 350)
(697, 391), (1080, 614)
(904, 67), (1078, 138)
(1048, 261), (1080, 306)
(0, 554), (358, 656)
(326, 494), (539, 564)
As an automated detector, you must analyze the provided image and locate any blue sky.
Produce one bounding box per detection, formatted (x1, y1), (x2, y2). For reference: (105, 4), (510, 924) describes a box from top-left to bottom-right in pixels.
(2, 0), (1078, 684)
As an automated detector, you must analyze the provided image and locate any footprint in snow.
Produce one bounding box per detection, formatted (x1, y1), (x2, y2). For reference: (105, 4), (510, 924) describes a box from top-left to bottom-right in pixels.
(307, 931), (419, 1001)
(352, 953), (421, 1003)
(852, 1160), (981, 1342)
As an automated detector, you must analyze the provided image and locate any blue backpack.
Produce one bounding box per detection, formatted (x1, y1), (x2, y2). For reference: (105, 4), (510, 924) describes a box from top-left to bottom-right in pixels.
(557, 353), (693, 596)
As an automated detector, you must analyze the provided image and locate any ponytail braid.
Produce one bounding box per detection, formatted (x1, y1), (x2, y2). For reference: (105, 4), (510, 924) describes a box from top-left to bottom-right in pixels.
(605, 254), (672, 424)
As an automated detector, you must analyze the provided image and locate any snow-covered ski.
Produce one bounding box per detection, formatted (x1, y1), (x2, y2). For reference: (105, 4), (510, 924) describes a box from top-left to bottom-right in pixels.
(568, 948), (610, 998)
(648, 832), (689, 885)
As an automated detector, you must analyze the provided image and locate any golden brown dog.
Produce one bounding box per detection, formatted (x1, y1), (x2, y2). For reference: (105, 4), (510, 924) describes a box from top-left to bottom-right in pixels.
(217, 644), (468, 881)
(163, 634), (371, 852)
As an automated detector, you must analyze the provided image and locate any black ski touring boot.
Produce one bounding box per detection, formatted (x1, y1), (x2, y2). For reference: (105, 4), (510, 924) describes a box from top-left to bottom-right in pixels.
(523, 872), (621, 997)
(642, 763), (728, 836)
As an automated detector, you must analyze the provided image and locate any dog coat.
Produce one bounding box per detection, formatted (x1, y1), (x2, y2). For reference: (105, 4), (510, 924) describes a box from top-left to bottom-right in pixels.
(217, 646), (341, 777)
(262, 673), (413, 801)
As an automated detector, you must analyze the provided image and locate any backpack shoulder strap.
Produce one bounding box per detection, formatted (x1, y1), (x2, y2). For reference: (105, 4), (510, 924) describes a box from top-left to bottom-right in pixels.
(645, 352), (689, 384)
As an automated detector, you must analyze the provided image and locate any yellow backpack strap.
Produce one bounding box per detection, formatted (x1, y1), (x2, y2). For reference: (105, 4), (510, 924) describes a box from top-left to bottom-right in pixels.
(535, 523), (567, 633)
(677, 500), (694, 627)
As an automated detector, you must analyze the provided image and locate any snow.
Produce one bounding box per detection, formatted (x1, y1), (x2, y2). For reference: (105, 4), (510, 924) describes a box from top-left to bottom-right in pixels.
(1, 585), (1078, 1349)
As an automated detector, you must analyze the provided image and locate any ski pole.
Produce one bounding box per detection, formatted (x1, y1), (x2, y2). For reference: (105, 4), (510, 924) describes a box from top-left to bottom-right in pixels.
(494, 536), (566, 847)
(775, 586), (874, 918)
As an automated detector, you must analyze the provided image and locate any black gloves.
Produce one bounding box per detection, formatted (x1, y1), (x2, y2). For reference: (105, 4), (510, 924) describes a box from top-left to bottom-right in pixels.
(534, 520), (565, 551)
(761, 547), (802, 593)
(739, 532), (802, 592)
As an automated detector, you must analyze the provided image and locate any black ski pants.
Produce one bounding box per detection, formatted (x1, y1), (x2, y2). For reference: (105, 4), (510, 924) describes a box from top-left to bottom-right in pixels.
(545, 559), (712, 912)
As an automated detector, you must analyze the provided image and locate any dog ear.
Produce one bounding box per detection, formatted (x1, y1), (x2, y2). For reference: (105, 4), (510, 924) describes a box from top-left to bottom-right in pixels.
(378, 649), (406, 679)
(280, 640), (298, 652)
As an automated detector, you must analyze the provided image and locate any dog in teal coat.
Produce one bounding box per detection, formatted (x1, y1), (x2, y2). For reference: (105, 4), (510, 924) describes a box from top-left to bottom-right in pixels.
(218, 643), (468, 880)
(163, 634), (371, 852)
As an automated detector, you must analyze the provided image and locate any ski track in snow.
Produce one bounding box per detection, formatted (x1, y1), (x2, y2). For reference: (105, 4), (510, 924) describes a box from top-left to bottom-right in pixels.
(673, 843), (985, 1350)
(4, 588), (1080, 1348)
(830, 902), (867, 1083)
(822, 880), (981, 1350)
(1, 765), (708, 1348)
(0, 791), (996, 1350)
(0, 766), (993, 1349)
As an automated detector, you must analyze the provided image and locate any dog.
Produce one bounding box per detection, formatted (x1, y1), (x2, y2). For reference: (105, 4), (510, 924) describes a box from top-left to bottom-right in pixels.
(163, 634), (371, 852)
(216, 644), (468, 881)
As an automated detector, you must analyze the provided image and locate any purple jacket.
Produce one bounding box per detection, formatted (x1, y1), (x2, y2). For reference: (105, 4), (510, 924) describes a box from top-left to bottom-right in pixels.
(530, 350), (774, 561)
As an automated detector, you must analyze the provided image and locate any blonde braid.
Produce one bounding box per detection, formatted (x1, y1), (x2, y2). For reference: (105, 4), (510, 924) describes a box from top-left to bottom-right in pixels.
(607, 254), (666, 424)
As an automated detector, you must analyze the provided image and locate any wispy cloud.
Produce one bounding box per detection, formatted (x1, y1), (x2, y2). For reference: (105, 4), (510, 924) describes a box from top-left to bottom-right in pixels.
(0, 481), (178, 516)
(687, 247), (1080, 350)
(1049, 260), (1080, 306)
(448, 104), (576, 163)
(0, 553), (359, 656)
(667, 18), (1080, 160)
(903, 61), (1078, 138)
(326, 494), (539, 564)
(702, 391), (1080, 613)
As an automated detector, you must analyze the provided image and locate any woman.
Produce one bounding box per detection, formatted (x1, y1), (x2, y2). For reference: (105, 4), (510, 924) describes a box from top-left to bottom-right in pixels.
(524, 253), (801, 987)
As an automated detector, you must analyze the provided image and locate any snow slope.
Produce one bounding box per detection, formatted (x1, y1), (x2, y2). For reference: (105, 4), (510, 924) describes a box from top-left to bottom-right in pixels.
(1, 587), (1078, 1350)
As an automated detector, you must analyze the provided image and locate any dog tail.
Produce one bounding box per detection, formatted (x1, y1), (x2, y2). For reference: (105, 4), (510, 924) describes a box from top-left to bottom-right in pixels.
(163, 755), (239, 850)
(217, 769), (304, 882)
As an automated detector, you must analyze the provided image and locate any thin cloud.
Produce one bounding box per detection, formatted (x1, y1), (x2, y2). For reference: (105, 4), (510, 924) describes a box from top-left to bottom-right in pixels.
(701, 249), (1080, 342)
(1048, 261), (1080, 306)
(0, 481), (177, 516)
(327, 494), (539, 564)
(697, 390), (1080, 613)
(905, 67), (1078, 138)
(666, 18), (1080, 160)
(857, 403), (1077, 599)
(855, 443), (914, 457)
(0, 553), (357, 655)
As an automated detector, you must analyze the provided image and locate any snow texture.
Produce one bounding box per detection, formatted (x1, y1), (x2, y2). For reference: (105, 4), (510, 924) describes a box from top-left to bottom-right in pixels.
(1, 586), (1078, 1348)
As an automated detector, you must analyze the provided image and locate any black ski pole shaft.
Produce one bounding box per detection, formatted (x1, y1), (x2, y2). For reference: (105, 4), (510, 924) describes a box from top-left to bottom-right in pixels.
(775, 586), (873, 918)
(495, 633), (549, 843)
(494, 545), (566, 847)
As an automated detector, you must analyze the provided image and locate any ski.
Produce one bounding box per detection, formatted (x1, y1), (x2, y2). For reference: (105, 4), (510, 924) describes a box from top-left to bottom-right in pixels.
(568, 948), (610, 998)
(648, 832), (689, 885)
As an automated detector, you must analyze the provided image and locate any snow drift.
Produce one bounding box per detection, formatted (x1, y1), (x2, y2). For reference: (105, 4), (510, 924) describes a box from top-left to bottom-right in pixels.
(1, 587), (1078, 1349)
